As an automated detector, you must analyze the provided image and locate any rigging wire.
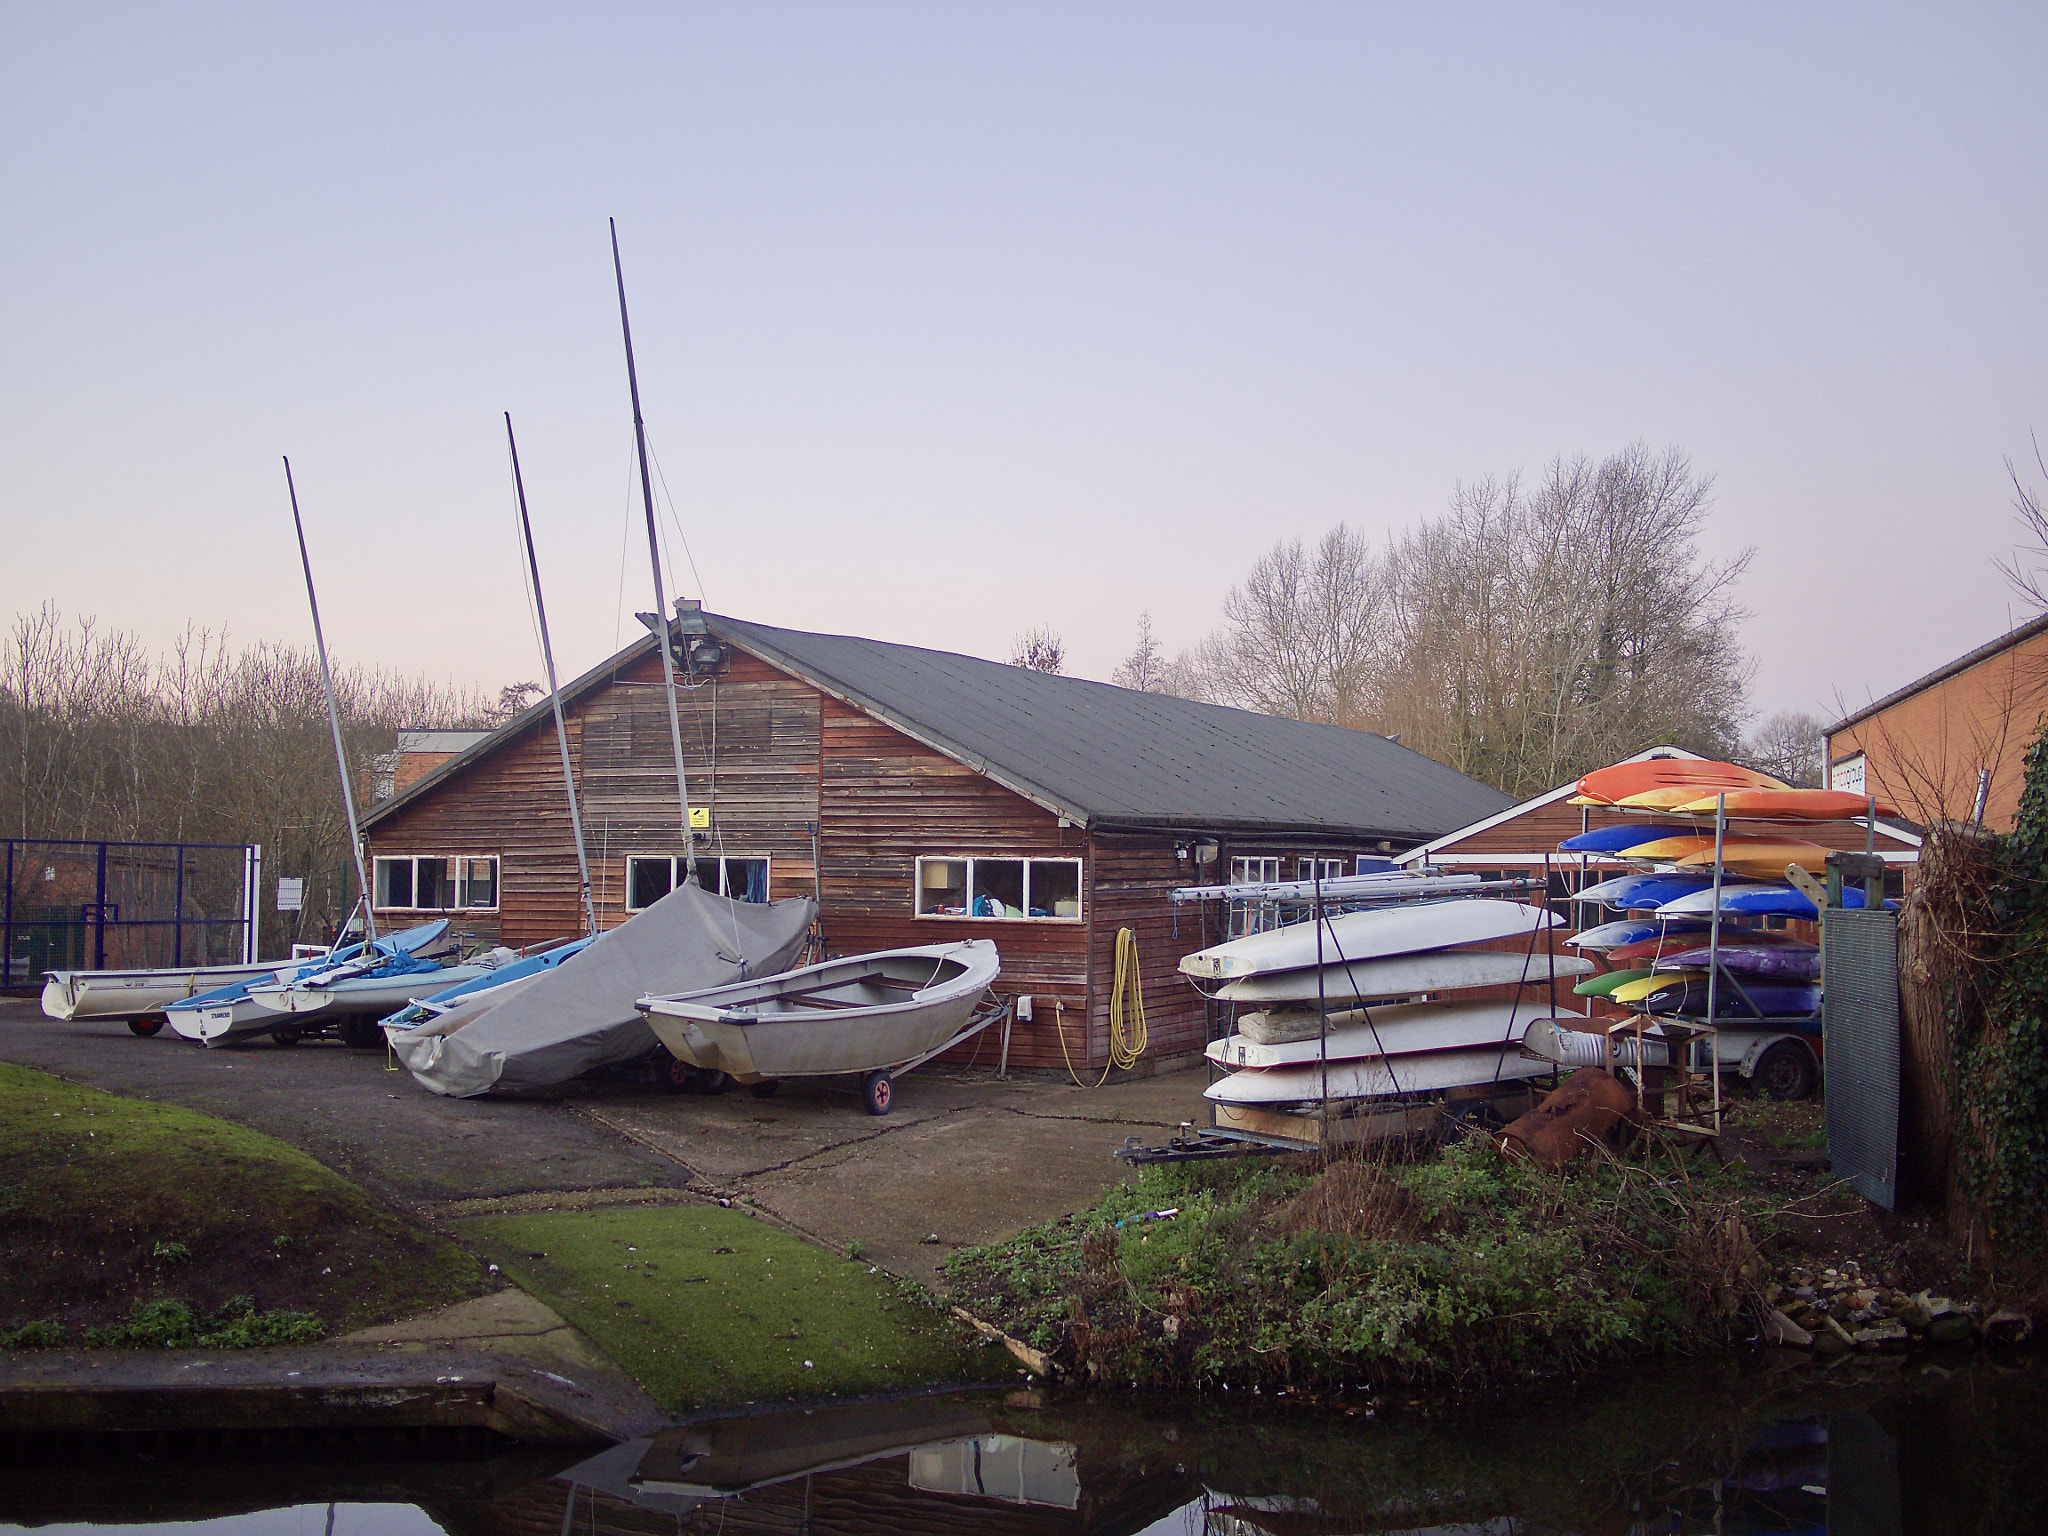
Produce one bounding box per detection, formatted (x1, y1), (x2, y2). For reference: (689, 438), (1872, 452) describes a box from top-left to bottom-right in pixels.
(647, 439), (708, 603)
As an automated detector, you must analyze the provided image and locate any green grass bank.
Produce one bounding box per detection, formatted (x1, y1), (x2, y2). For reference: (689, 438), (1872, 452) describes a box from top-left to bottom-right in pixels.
(0, 1063), (483, 1346)
(460, 1205), (990, 1410)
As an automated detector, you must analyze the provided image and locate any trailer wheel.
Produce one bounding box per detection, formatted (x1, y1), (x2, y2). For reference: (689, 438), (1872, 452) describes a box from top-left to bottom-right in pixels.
(1438, 1098), (1506, 1144)
(339, 1016), (382, 1050)
(660, 1052), (693, 1093)
(860, 1070), (894, 1116)
(127, 1018), (165, 1038)
(749, 1080), (780, 1099)
(1756, 1040), (1818, 1102)
(273, 1028), (301, 1047)
(694, 1069), (730, 1096)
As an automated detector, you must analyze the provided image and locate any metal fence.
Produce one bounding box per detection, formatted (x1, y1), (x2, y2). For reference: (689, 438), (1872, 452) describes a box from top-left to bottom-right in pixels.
(1822, 907), (1901, 1212)
(2, 838), (259, 989)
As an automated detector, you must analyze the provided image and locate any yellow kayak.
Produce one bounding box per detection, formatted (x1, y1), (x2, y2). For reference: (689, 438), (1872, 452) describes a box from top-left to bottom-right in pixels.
(1675, 842), (1832, 878)
(1608, 970), (1704, 1005)
(1619, 831), (1778, 861)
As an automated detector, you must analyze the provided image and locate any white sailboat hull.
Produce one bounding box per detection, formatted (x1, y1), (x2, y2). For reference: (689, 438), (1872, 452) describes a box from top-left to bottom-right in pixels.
(1214, 948), (1592, 1004)
(1208, 1000), (1592, 1071)
(1205, 1046), (1553, 1105)
(41, 962), (281, 1023)
(1180, 902), (1562, 980)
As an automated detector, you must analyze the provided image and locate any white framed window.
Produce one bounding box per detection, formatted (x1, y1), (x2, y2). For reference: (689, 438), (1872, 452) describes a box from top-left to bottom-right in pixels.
(915, 856), (1083, 921)
(374, 855), (498, 912)
(626, 855), (771, 909)
(1297, 858), (1346, 883)
(1230, 856), (1281, 885)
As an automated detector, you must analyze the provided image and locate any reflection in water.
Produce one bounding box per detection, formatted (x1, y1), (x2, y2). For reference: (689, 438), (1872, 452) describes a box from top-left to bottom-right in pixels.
(4, 1354), (2044, 1535)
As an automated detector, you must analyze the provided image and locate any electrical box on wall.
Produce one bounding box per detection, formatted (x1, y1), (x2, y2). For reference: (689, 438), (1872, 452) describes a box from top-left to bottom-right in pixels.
(1016, 995), (1034, 1021)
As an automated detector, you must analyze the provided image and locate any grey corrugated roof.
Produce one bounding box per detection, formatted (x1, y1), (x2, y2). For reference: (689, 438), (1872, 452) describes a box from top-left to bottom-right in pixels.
(365, 613), (1512, 840)
(708, 614), (1510, 839)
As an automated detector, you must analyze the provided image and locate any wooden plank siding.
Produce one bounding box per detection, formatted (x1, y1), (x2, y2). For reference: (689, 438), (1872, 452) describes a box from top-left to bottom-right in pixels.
(368, 639), (1448, 1074)
(816, 697), (1091, 1071)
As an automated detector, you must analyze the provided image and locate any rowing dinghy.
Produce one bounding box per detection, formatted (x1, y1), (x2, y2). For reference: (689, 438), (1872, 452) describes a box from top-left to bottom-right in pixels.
(638, 940), (1000, 1112)
(1179, 901), (1561, 981)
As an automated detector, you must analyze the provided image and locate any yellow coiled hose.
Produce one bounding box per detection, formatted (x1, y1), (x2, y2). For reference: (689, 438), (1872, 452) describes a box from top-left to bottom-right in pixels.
(1053, 926), (1149, 1086)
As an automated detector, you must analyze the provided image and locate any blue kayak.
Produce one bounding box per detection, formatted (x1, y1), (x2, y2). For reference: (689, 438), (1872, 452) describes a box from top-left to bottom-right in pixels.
(1558, 824), (1696, 853)
(1656, 884), (1884, 921)
(1576, 871), (1735, 910)
(1566, 917), (1715, 951)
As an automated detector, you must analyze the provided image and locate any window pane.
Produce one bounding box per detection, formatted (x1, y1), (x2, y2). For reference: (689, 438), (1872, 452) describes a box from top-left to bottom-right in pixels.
(374, 859), (412, 909)
(415, 859), (451, 910)
(693, 859), (722, 893)
(729, 858), (769, 903)
(462, 858), (497, 909)
(971, 859), (1025, 918)
(628, 857), (674, 910)
(1027, 860), (1080, 918)
(917, 859), (968, 916)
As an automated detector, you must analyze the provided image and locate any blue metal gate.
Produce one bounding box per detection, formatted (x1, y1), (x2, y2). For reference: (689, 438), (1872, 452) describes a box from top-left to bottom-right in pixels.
(2, 838), (259, 989)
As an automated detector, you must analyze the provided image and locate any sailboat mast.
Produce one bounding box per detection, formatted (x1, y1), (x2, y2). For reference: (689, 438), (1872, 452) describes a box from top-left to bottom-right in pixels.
(609, 218), (698, 881)
(505, 413), (597, 937)
(282, 456), (378, 943)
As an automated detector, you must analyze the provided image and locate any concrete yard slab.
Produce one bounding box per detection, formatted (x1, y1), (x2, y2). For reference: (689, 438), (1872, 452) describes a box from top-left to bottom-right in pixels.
(0, 1002), (692, 1211)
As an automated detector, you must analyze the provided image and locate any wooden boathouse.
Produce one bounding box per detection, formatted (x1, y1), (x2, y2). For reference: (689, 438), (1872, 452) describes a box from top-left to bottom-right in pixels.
(359, 605), (1511, 1072)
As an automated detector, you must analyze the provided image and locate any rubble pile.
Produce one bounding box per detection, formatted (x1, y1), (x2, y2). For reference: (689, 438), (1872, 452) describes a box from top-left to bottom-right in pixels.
(1757, 1258), (2033, 1353)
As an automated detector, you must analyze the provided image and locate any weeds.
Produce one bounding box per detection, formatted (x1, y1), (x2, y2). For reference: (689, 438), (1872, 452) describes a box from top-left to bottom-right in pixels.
(0, 1319), (65, 1348)
(83, 1296), (325, 1349)
(152, 1240), (191, 1264)
(946, 1138), (1774, 1397)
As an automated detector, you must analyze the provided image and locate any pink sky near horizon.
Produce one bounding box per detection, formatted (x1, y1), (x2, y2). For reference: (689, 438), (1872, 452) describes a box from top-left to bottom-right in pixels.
(5, 4), (2043, 737)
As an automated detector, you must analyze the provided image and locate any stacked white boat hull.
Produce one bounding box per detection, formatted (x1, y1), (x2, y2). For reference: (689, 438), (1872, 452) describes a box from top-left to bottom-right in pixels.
(1183, 900), (1585, 1108)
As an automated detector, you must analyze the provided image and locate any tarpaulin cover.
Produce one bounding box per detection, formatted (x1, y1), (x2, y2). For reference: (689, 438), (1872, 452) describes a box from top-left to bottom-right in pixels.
(388, 882), (816, 1097)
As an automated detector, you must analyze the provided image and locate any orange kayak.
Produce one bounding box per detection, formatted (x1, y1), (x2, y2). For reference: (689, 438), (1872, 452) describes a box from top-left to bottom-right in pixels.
(1613, 785), (1753, 811)
(1675, 841), (1832, 878)
(1576, 758), (1787, 805)
(1672, 788), (1898, 820)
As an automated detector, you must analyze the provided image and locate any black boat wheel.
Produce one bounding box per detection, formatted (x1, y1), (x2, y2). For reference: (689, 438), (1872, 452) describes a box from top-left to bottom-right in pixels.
(860, 1070), (894, 1116)
(127, 1017), (165, 1038)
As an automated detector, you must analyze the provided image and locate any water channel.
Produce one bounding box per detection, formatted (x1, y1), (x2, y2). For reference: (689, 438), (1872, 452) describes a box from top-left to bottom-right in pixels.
(3, 1348), (2038, 1535)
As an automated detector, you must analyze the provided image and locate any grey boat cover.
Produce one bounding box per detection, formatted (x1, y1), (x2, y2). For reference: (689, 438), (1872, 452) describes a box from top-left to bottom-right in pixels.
(389, 882), (816, 1098)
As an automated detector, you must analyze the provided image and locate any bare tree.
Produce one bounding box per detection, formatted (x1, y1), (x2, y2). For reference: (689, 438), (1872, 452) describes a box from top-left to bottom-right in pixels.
(1112, 612), (1164, 691)
(1008, 626), (1066, 674)
(1207, 525), (1394, 725)
(0, 603), (492, 956)
(1994, 430), (2048, 611)
(1113, 611), (1217, 700)
(1745, 710), (1825, 787)
(494, 681), (543, 720)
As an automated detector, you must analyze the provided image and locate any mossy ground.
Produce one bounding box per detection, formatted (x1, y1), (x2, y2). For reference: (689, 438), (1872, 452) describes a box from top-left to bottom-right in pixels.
(458, 1204), (993, 1410)
(0, 1063), (484, 1344)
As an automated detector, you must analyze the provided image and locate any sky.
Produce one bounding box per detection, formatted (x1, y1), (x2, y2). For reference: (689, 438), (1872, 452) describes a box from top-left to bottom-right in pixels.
(5, 3), (2044, 732)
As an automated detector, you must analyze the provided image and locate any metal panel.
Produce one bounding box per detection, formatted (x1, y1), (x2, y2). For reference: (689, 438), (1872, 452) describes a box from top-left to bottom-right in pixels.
(1823, 908), (1901, 1210)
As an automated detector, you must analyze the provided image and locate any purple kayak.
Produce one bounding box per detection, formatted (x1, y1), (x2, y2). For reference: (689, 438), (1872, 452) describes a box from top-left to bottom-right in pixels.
(1656, 943), (1822, 982)
(1643, 980), (1822, 1020)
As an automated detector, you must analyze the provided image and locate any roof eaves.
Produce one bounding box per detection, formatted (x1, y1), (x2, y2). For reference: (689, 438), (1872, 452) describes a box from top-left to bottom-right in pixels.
(1827, 610), (2048, 735)
(360, 632), (662, 831)
(1395, 745), (1707, 865)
